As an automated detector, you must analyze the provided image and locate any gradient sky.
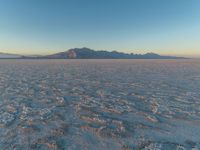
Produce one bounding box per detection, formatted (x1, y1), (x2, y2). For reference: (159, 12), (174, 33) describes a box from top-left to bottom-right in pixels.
(0, 0), (200, 56)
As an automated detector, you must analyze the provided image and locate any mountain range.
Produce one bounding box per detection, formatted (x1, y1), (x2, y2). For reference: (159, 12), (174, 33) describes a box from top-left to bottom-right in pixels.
(0, 48), (185, 59)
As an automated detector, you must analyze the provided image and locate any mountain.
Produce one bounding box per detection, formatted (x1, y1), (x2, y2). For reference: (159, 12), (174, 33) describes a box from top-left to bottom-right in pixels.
(0, 48), (186, 59)
(41, 48), (185, 59)
(0, 53), (22, 58)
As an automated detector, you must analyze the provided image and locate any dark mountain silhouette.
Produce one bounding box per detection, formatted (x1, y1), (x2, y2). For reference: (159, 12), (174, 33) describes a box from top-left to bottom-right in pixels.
(40, 48), (185, 59)
(0, 48), (186, 59)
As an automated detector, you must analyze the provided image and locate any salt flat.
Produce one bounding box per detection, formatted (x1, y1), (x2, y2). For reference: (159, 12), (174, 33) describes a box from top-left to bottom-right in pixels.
(0, 59), (200, 150)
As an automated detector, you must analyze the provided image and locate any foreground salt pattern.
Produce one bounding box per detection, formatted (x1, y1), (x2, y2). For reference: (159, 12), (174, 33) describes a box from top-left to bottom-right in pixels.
(0, 59), (200, 150)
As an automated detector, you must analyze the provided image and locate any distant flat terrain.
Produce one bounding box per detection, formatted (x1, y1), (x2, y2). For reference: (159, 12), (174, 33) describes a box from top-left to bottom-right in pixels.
(0, 59), (199, 149)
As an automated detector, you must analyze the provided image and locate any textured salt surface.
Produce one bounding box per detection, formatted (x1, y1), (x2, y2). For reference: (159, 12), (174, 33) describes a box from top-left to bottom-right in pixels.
(0, 59), (200, 150)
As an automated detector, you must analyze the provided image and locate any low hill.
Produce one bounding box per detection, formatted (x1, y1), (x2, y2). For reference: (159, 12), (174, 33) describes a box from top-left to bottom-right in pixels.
(0, 53), (22, 59)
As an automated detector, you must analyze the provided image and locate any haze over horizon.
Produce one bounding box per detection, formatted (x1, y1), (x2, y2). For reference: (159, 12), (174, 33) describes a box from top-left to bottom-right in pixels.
(0, 0), (200, 57)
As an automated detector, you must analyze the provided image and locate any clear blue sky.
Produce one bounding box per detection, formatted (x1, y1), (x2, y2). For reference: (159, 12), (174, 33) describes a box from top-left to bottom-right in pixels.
(0, 0), (200, 56)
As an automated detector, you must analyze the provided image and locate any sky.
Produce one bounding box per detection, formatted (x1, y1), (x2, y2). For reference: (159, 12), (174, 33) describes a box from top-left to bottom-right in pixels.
(0, 0), (200, 56)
